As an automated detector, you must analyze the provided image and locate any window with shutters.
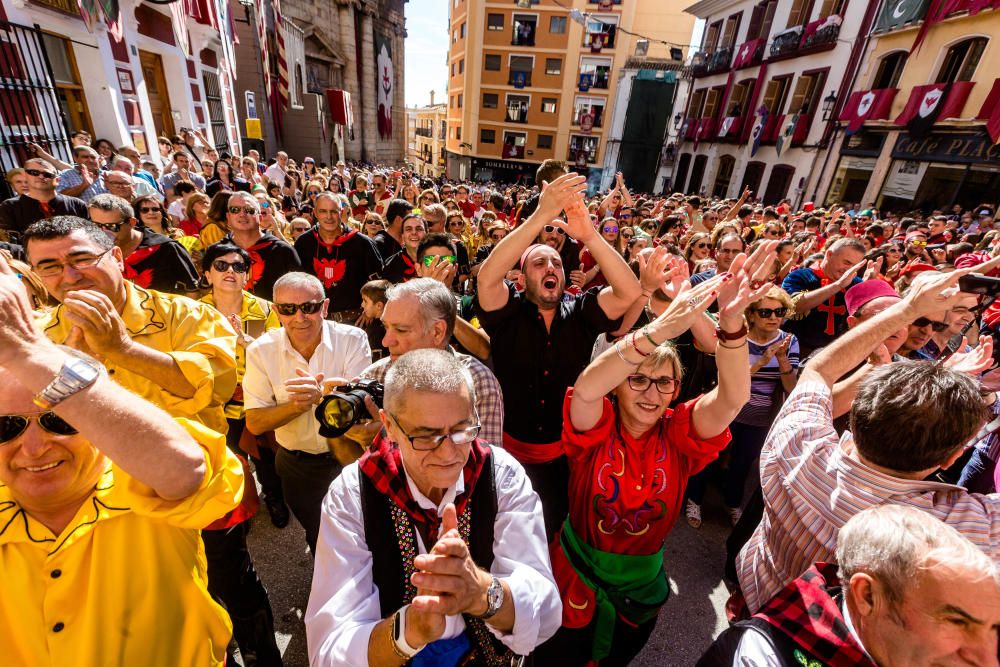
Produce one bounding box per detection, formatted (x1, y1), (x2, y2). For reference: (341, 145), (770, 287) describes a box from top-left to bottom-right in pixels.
(936, 37), (988, 83)
(550, 16), (567, 34)
(580, 56), (613, 89)
(485, 54), (501, 71)
(762, 76), (792, 115)
(704, 21), (722, 51)
(788, 71), (825, 114)
(487, 14), (504, 31)
(727, 80), (752, 115)
(687, 89), (706, 118)
(723, 13), (742, 49)
(703, 88), (722, 118)
(818, 0), (846, 19)
(785, 0), (815, 28)
(542, 98), (558, 113)
(872, 51), (907, 88)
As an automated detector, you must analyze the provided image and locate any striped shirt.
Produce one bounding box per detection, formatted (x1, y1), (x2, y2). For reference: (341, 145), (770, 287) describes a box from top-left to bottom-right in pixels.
(359, 347), (504, 447)
(736, 331), (800, 428)
(737, 380), (1000, 614)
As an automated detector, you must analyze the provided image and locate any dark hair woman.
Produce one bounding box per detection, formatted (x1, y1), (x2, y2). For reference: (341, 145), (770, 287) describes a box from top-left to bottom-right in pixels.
(206, 158), (251, 197)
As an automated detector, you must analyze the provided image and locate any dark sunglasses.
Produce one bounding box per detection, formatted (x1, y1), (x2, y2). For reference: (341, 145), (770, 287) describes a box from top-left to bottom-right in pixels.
(603, 226), (619, 233)
(913, 317), (948, 332)
(228, 206), (258, 215)
(25, 168), (56, 179)
(274, 301), (324, 316)
(694, 242), (710, 249)
(448, 220), (464, 226)
(139, 206), (161, 214)
(543, 224), (566, 235)
(212, 259), (248, 273)
(626, 374), (679, 394)
(95, 222), (125, 233)
(752, 307), (787, 319)
(620, 213), (632, 219)
(491, 233), (506, 241)
(1, 412), (78, 443)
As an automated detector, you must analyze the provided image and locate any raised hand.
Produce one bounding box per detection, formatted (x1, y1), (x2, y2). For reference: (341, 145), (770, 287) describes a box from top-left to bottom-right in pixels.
(535, 172), (587, 222)
(636, 246), (678, 295)
(835, 258), (867, 290)
(0, 253), (48, 365)
(863, 256), (885, 281)
(647, 274), (727, 342)
(943, 336), (994, 376)
(417, 256), (458, 286)
(904, 268), (978, 317)
(62, 289), (130, 357)
(549, 195), (597, 242)
(717, 240), (779, 330)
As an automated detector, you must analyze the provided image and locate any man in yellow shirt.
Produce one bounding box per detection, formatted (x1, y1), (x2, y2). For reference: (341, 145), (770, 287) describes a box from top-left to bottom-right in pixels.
(0, 254), (243, 666)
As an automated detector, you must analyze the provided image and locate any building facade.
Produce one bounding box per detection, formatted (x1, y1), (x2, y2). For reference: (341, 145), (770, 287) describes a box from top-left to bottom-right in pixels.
(677, 0), (880, 205)
(444, 0), (695, 188)
(0, 0), (241, 197)
(406, 94), (447, 178)
(822, 1), (1000, 213)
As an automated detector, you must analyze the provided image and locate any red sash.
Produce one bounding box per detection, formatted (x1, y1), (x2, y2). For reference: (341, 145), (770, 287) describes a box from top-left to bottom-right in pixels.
(502, 432), (564, 465)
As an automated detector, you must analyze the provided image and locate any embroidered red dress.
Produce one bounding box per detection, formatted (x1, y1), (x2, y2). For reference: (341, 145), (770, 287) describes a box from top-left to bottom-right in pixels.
(551, 388), (731, 628)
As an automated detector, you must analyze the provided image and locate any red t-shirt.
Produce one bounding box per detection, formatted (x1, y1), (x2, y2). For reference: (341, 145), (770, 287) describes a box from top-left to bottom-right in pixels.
(458, 200), (483, 219)
(551, 389), (730, 626)
(178, 218), (202, 237)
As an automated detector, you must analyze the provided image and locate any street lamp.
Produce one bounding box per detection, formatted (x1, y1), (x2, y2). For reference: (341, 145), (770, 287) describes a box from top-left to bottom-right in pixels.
(821, 91), (838, 121)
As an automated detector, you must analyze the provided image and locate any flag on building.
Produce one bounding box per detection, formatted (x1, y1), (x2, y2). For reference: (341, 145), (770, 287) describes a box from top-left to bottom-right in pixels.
(256, 0), (272, 103)
(732, 37), (764, 68)
(912, 0), (1000, 50)
(838, 88), (898, 135)
(775, 113), (799, 156)
(272, 0), (289, 110)
(895, 81), (974, 138)
(748, 106), (768, 157)
(977, 78), (1000, 143)
(874, 0), (930, 32)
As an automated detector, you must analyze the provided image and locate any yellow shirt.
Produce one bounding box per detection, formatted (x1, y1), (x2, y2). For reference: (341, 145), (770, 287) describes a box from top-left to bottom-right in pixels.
(200, 290), (282, 419)
(0, 419), (244, 667)
(200, 222), (228, 247)
(38, 282), (238, 434)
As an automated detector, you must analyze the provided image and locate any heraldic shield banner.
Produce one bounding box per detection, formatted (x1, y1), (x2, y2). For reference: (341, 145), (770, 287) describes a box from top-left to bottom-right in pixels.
(376, 32), (394, 140)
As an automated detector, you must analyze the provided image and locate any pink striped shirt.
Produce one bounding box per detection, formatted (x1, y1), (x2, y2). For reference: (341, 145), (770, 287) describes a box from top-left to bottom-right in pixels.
(737, 380), (1000, 614)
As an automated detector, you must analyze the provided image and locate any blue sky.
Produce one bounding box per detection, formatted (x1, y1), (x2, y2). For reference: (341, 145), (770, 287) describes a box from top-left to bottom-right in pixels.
(405, 0), (449, 107)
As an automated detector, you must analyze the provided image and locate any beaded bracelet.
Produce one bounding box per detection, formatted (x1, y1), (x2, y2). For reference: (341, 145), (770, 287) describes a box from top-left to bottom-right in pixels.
(630, 331), (651, 357)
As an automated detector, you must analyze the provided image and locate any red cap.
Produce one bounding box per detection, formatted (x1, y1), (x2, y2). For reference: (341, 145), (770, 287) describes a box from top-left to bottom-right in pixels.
(844, 280), (899, 315)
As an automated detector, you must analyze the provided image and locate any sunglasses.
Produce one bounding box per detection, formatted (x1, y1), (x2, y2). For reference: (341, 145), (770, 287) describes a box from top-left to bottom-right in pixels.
(448, 220), (464, 226)
(909, 239), (927, 246)
(228, 206), (258, 215)
(620, 214), (632, 219)
(308, 191), (320, 197)
(543, 225), (566, 235)
(693, 242), (710, 249)
(274, 301), (324, 316)
(752, 307), (787, 319)
(212, 259), (248, 273)
(1, 412), (78, 444)
(913, 317), (949, 332)
(95, 221), (125, 233)
(491, 234), (506, 241)
(259, 200), (271, 209)
(139, 206), (161, 214)
(25, 168), (56, 179)
(626, 374), (679, 394)
(621, 231), (634, 238)
(603, 226), (619, 233)
(423, 255), (456, 266)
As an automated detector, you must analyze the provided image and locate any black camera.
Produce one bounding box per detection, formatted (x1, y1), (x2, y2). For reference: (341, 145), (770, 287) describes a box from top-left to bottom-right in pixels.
(315, 379), (384, 437)
(959, 273), (1000, 296)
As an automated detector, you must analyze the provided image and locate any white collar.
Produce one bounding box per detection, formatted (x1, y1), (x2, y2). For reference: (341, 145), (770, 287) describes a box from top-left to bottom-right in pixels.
(841, 596), (875, 662)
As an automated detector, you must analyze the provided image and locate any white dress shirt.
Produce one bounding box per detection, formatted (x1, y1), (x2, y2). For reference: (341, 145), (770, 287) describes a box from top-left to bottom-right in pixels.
(304, 446), (562, 666)
(264, 162), (287, 186)
(243, 321), (372, 454)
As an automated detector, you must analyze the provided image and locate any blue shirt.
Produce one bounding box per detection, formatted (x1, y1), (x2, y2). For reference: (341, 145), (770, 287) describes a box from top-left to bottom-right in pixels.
(56, 167), (107, 203)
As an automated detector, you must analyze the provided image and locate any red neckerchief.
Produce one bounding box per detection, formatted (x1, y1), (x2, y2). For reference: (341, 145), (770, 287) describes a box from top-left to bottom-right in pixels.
(311, 228), (356, 288)
(809, 266), (829, 286)
(243, 236), (275, 291)
(755, 563), (876, 667)
(400, 252), (416, 279)
(359, 431), (491, 539)
(124, 245), (160, 288)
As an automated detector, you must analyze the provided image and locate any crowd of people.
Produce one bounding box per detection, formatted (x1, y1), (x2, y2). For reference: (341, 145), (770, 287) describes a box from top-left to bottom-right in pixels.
(1, 134), (999, 667)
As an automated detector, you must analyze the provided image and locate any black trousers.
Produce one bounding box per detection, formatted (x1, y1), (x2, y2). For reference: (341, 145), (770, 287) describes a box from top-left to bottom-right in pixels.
(274, 447), (342, 553)
(533, 612), (658, 666)
(227, 418), (284, 503)
(521, 455), (570, 544)
(203, 523), (283, 666)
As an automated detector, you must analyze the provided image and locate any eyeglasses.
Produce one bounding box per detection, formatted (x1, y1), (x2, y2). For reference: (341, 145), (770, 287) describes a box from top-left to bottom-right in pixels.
(228, 206), (258, 215)
(1, 411), (78, 443)
(620, 214), (632, 220)
(626, 374), (679, 395)
(389, 411), (482, 451)
(33, 248), (112, 277)
(308, 191), (320, 197)
(25, 168), (56, 179)
(543, 224), (566, 235)
(752, 307), (787, 319)
(212, 259), (248, 273)
(490, 234), (506, 241)
(274, 301), (324, 316)
(603, 226), (619, 233)
(694, 243), (710, 249)
(448, 220), (464, 227)
(139, 206), (161, 214)
(423, 254), (456, 266)
(909, 239), (927, 247)
(913, 317), (949, 332)
(621, 231), (634, 238)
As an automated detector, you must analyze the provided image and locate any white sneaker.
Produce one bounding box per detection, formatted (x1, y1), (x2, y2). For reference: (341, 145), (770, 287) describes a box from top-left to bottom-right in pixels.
(727, 507), (743, 527)
(686, 500), (702, 529)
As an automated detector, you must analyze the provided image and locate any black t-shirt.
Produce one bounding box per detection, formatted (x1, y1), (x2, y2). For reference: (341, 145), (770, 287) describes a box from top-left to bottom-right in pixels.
(294, 227), (383, 311)
(229, 232), (301, 302)
(476, 282), (621, 443)
(123, 227), (200, 295)
(0, 193), (89, 236)
(381, 251), (418, 284)
(372, 229), (402, 262)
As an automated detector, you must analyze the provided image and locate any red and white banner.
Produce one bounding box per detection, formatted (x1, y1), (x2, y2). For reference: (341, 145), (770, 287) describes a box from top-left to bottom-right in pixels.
(838, 88), (898, 135)
(976, 78), (1000, 143)
(895, 82), (974, 126)
(732, 38), (764, 69)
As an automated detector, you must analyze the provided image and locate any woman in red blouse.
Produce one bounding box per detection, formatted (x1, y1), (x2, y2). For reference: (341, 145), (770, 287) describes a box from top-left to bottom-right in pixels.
(536, 241), (779, 666)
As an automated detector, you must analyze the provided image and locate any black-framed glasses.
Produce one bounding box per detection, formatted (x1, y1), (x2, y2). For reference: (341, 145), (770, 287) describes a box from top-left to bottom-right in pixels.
(33, 248), (112, 277)
(543, 224), (566, 235)
(626, 374), (679, 395)
(913, 317), (949, 332)
(389, 411), (482, 451)
(694, 243), (710, 249)
(212, 259), (248, 274)
(25, 168), (55, 179)
(228, 206), (258, 215)
(274, 301), (324, 316)
(0, 412), (78, 444)
(752, 307), (787, 319)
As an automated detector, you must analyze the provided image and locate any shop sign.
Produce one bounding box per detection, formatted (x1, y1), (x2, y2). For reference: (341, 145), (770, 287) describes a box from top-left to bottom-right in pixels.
(891, 131), (1000, 166)
(881, 160), (928, 200)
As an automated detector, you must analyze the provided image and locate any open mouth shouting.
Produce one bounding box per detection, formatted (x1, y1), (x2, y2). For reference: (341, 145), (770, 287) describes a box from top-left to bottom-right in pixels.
(542, 274), (560, 290)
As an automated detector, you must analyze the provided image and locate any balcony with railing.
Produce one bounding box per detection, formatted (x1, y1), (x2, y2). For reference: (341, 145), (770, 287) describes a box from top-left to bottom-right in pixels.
(732, 37), (765, 69)
(769, 15), (842, 62)
(415, 127), (433, 138)
(505, 102), (529, 123)
(580, 67), (611, 90)
(705, 46), (734, 75)
(769, 26), (803, 59)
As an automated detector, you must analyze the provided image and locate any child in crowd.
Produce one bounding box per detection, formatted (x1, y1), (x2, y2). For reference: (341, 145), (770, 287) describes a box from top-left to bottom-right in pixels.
(360, 279), (389, 360)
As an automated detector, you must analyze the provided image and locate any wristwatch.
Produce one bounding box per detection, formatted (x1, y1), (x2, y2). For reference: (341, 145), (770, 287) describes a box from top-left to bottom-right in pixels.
(391, 605), (423, 659)
(474, 575), (505, 620)
(33, 356), (102, 410)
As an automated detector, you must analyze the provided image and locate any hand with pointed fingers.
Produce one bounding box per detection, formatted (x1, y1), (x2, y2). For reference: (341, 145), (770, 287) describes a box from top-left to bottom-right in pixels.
(863, 256), (884, 281)
(535, 172), (588, 223)
(549, 195), (596, 243)
(717, 240), (779, 330)
(943, 336), (994, 376)
(904, 268), (979, 317)
(835, 258), (868, 290)
(647, 274), (726, 342)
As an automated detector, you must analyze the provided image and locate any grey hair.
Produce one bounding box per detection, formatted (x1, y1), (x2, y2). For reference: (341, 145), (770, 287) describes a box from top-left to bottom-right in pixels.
(837, 504), (999, 608)
(385, 277), (457, 341)
(229, 190), (260, 211)
(384, 348), (475, 414)
(272, 272), (325, 301)
(313, 191), (340, 207)
(88, 193), (134, 221)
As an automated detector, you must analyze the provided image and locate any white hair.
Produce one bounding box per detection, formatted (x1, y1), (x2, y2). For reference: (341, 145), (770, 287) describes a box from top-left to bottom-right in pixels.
(384, 348), (475, 414)
(272, 272), (325, 301)
(229, 191), (260, 211)
(837, 504), (999, 606)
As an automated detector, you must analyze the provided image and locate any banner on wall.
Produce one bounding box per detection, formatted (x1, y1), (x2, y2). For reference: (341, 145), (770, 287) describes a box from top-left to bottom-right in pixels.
(375, 32), (394, 139)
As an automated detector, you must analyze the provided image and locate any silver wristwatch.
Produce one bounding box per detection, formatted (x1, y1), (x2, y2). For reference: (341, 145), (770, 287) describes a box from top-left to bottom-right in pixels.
(475, 575), (504, 620)
(33, 356), (101, 410)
